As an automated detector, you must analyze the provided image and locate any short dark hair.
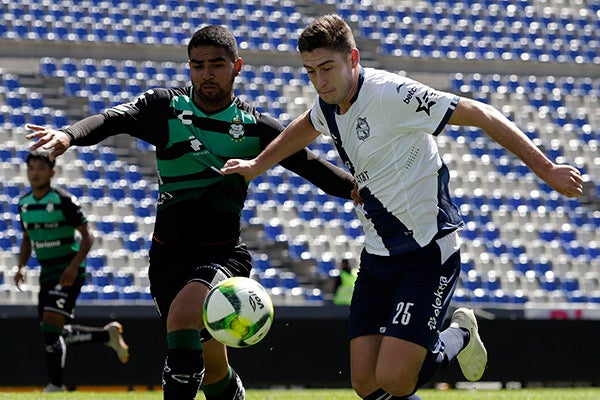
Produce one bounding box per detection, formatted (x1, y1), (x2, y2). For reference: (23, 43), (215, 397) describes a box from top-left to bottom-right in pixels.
(187, 25), (239, 62)
(26, 152), (55, 168)
(298, 14), (356, 54)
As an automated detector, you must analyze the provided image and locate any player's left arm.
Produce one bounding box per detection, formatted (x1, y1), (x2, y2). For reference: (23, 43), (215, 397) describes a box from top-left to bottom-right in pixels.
(448, 97), (584, 198)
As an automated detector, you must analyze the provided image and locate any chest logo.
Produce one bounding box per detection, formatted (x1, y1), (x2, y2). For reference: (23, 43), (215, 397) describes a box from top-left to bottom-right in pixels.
(229, 116), (245, 141)
(177, 109), (194, 125)
(356, 117), (370, 141)
(46, 201), (55, 213)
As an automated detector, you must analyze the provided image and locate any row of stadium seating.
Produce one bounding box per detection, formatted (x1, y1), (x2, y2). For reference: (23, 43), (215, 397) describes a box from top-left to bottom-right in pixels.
(2, 0), (599, 64)
(1, 0), (305, 50)
(0, 0), (598, 307)
(2, 55), (600, 303)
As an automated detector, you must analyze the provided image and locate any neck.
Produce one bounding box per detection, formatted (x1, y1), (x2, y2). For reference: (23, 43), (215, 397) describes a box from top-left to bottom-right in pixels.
(33, 187), (51, 200)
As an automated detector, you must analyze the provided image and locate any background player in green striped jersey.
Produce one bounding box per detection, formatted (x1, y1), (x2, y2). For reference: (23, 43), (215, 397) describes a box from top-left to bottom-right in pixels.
(15, 152), (129, 392)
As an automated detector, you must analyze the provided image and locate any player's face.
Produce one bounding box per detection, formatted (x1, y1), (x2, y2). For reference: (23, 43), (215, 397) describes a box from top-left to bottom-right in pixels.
(26, 159), (54, 191)
(188, 45), (242, 113)
(302, 47), (359, 113)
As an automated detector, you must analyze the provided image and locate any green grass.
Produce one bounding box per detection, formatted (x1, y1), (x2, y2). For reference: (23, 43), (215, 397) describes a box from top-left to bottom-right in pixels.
(1, 388), (600, 400)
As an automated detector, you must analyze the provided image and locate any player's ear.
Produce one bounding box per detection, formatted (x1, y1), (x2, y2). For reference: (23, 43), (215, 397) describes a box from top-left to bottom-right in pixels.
(350, 48), (360, 67)
(234, 58), (243, 75)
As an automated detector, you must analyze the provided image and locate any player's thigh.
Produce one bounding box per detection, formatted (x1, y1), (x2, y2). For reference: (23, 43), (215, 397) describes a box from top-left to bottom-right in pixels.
(350, 334), (382, 397)
(167, 281), (210, 331)
(376, 336), (427, 395)
(39, 278), (84, 322)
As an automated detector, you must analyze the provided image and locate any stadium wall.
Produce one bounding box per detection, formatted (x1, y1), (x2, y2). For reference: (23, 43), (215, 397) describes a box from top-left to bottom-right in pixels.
(1, 305), (598, 388)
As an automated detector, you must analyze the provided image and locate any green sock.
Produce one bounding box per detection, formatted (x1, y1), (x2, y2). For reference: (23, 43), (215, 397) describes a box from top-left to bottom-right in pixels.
(167, 329), (203, 350)
(201, 366), (233, 396)
(40, 322), (62, 334)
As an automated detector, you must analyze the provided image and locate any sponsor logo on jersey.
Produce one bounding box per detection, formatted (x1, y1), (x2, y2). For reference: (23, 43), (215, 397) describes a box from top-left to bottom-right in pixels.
(415, 91), (436, 116)
(229, 116), (245, 140)
(428, 275), (450, 330)
(356, 117), (370, 140)
(34, 240), (61, 249)
(403, 85), (418, 104)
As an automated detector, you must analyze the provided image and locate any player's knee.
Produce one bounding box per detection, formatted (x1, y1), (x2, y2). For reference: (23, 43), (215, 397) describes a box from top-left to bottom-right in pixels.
(376, 369), (418, 397)
(350, 373), (378, 398)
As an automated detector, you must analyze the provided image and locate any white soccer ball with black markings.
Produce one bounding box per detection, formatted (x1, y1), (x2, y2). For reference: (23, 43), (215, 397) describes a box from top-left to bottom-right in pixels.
(202, 277), (274, 348)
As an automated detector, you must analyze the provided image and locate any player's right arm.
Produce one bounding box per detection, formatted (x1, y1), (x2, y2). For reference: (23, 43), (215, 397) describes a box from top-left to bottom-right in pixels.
(449, 97), (584, 198)
(14, 230), (32, 291)
(26, 88), (176, 157)
(221, 109), (320, 180)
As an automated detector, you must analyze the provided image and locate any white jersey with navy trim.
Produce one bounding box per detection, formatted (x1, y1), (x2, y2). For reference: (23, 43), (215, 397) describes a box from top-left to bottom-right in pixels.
(310, 68), (463, 256)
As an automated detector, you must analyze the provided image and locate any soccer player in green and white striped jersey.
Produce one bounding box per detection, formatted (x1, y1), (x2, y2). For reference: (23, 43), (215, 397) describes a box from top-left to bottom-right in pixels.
(15, 152), (129, 392)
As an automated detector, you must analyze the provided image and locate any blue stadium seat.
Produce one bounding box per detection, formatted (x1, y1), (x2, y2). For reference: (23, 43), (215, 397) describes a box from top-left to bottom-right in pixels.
(40, 57), (58, 77)
(2, 74), (20, 91)
(79, 285), (99, 301)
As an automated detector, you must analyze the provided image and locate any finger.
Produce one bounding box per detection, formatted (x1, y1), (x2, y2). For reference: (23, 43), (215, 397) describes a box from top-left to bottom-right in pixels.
(26, 123), (46, 131)
(49, 147), (66, 160)
(25, 131), (48, 140)
(220, 165), (238, 175)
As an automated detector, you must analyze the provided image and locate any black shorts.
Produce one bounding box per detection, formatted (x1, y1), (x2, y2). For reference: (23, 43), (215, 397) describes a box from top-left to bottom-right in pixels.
(148, 239), (253, 322)
(38, 276), (85, 321)
(348, 239), (461, 352)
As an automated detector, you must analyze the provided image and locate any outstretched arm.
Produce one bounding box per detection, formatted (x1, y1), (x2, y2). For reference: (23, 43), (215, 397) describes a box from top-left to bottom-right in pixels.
(221, 110), (320, 180)
(449, 97), (584, 198)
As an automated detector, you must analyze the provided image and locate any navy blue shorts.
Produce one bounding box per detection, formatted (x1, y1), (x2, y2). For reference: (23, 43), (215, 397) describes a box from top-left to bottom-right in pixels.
(348, 239), (461, 352)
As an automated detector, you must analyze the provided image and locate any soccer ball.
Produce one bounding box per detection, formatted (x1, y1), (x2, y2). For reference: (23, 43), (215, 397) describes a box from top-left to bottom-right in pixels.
(202, 277), (274, 348)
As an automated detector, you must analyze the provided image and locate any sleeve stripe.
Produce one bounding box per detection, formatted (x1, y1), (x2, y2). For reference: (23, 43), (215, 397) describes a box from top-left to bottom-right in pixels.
(433, 95), (459, 136)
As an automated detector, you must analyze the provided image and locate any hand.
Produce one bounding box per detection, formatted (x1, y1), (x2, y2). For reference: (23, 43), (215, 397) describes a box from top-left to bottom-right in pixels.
(14, 268), (26, 291)
(221, 158), (261, 181)
(25, 124), (71, 159)
(541, 164), (584, 198)
(351, 180), (363, 206)
(59, 265), (78, 287)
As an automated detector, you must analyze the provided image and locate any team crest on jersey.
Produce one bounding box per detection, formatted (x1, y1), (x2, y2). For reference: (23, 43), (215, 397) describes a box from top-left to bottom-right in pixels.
(356, 117), (370, 141)
(46, 201), (55, 213)
(229, 116), (245, 141)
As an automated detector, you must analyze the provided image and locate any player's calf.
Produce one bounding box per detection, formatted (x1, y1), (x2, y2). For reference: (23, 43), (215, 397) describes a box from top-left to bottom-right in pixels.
(202, 367), (245, 400)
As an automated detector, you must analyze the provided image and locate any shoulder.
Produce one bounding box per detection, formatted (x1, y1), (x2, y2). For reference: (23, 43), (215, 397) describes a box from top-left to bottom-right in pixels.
(18, 192), (33, 206)
(53, 187), (80, 207)
(128, 86), (187, 108)
(363, 68), (409, 88)
(236, 98), (284, 133)
(360, 68), (414, 104)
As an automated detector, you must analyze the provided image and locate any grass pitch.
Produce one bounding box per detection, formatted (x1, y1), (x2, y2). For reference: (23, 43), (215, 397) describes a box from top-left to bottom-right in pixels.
(1, 388), (600, 400)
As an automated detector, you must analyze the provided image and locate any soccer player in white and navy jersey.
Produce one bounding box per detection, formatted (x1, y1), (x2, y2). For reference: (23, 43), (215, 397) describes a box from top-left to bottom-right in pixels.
(222, 14), (584, 400)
